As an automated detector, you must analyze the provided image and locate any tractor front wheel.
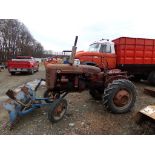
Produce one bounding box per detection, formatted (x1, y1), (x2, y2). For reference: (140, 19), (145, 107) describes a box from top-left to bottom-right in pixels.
(103, 79), (136, 113)
(48, 99), (67, 123)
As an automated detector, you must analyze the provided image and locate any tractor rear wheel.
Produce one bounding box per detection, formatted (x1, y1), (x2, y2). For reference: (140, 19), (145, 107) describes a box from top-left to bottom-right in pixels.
(102, 79), (136, 113)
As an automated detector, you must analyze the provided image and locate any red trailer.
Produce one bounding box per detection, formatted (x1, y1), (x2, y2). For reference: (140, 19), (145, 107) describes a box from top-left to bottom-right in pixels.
(113, 37), (155, 83)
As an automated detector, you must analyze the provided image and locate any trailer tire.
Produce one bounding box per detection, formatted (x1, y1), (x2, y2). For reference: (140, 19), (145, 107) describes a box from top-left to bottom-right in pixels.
(148, 71), (155, 85)
(48, 99), (67, 123)
(102, 79), (136, 114)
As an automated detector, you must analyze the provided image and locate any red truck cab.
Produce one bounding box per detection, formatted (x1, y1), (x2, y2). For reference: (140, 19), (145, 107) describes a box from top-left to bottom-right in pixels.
(8, 56), (39, 75)
(76, 39), (116, 70)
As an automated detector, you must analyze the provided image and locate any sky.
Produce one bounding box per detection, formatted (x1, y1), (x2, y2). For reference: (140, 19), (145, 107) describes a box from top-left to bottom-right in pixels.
(1, 0), (155, 52)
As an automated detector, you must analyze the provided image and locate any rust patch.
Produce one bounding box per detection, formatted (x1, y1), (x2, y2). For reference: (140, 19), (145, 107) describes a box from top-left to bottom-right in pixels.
(113, 89), (130, 107)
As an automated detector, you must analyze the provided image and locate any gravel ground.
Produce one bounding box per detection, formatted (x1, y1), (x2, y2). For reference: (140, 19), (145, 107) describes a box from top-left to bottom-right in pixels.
(0, 64), (155, 135)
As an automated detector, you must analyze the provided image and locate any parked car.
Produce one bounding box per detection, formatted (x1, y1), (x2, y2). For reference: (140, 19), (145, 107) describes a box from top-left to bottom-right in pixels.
(7, 56), (39, 75)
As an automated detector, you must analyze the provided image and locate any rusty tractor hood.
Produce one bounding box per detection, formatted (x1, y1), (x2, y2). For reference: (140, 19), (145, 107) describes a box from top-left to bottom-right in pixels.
(45, 64), (101, 89)
(46, 64), (101, 74)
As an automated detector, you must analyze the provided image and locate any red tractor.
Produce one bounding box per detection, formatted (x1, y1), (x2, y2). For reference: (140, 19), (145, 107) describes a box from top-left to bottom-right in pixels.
(44, 36), (137, 122)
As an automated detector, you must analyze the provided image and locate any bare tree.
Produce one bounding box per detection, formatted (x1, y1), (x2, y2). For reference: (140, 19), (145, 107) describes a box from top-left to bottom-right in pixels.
(0, 19), (44, 63)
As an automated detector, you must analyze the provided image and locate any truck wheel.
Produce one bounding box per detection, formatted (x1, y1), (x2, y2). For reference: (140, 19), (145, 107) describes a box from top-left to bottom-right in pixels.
(148, 71), (155, 85)
(10, 72), (15, 75)
(89, 88), (102, 100)
(102, 79), (136, 114)
(48, 99), (67, 123)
